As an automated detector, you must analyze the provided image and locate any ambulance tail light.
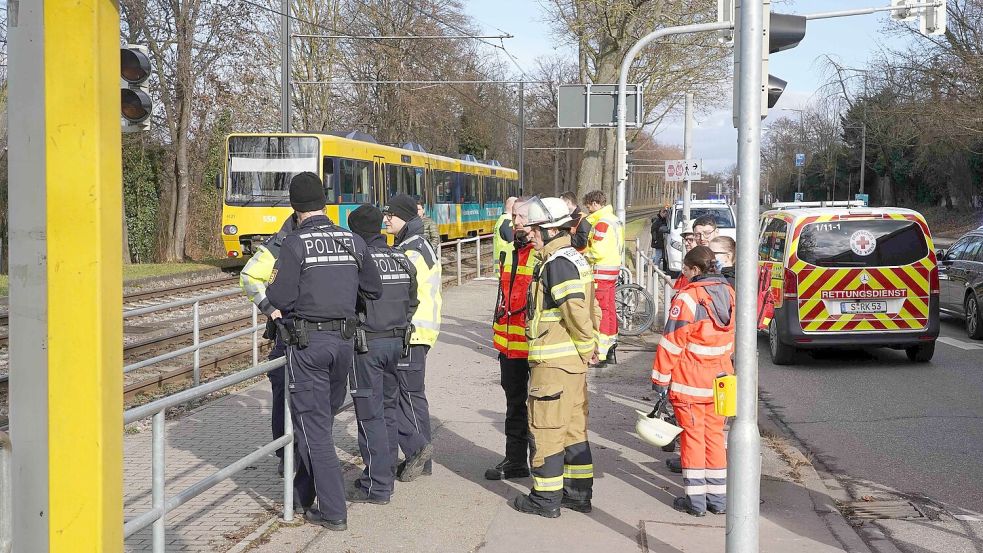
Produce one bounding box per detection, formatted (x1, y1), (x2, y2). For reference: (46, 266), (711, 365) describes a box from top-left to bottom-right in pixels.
(783, 268), (798, 299)
(930, 266), (940, 295)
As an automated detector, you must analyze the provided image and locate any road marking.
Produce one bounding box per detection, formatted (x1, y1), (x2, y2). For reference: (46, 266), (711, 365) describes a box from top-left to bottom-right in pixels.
(938, 336), (983, 351)
(953, 514), (983, 522)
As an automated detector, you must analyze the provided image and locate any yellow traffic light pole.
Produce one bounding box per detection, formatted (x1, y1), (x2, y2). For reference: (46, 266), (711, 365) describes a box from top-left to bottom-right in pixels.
(8, 1), (123, 551)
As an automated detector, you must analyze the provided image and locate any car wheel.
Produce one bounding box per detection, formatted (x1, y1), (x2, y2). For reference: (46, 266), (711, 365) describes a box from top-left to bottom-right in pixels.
(905, 341), (935, 363)
(769, 319), (796, 366)
(966, 294), (983, 340)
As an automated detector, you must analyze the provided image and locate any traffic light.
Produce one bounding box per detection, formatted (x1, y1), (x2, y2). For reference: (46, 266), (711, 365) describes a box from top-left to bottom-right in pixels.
(732, 1), (807, 124)
(121, 45), (153, 132)
(919, 0), (946, 36)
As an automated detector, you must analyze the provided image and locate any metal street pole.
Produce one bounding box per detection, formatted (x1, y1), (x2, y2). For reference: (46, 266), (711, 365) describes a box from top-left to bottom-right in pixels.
(729, 0), (764, 550)
(519, 81), (525, 193)
(859, 122), (867, 195)
(683, 93), (694, 222)
(615, 20), (732, 224)
(281, 0), (291, 132)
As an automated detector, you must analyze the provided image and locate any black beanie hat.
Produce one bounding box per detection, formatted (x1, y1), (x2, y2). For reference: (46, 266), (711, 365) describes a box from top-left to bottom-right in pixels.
(289, 171), (326, 212)
(348, 204), (384, 240)
(384, 194), (419, 223)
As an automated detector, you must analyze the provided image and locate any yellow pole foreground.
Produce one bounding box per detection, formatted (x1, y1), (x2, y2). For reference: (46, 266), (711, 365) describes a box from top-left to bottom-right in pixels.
(8, 1), (123, 551)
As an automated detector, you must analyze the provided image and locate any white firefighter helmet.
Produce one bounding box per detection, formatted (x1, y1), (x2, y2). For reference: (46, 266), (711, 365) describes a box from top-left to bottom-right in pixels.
(524, 196), (573, 229)
(635, 404), (683, 448)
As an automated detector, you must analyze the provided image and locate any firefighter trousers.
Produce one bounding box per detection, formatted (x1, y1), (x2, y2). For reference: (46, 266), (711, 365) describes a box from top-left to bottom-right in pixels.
(397, 345), (432, 470)
(499, 354), (531, 465)
(527, 365), (593, 510)
(286, 331), (352, 520)
(595, 280), (618, 358)
(351, 336), (401, 500)
(673, 400), (726, 513)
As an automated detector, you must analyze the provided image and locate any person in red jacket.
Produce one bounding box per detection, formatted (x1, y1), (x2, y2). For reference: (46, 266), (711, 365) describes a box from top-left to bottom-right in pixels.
(487, 198), (536, 480)
(651, 246), (735, 517)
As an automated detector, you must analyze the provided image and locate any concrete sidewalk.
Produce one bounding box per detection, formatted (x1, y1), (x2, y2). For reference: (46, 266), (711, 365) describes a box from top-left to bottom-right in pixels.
(236, 278), (870, 553)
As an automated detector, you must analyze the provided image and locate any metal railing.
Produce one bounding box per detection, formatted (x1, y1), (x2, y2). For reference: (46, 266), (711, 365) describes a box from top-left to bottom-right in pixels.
(122, 358), (293, 552)
(633, 237), (674, 329)
(0, 431), (10, 553)
(437, 233), (493, 286)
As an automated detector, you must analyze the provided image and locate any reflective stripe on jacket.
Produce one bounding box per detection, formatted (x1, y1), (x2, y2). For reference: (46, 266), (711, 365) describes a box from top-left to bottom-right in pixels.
(397, 219), (442, 346)
(584, 205), (623, 281)
(652, 275), (735, 403)
(526, 235), (601, 370)
(493, 241), (536, 358)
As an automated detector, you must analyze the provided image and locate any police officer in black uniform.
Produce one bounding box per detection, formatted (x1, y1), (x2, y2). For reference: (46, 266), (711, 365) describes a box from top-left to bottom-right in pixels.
(345, 205), (419, 504)
(266, 172), (383, 531)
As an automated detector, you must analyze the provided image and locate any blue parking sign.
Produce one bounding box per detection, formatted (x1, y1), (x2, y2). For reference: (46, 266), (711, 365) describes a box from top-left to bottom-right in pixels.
(794, 153), (805, 167)
(855, 193), (869, 206)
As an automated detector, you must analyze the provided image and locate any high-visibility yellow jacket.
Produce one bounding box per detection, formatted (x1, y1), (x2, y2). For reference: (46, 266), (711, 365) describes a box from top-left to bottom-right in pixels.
(526, 235), (601, 371)
(239, 217), (296, 315)
(492, 213), (512, 275)
(584, 204), (623, 282)
(397, 217), (442, 347)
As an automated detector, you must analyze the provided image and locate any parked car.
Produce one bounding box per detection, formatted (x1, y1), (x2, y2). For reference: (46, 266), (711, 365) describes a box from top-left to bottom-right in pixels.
(938, 226), (983, 339)
(665, 199), (737, 275)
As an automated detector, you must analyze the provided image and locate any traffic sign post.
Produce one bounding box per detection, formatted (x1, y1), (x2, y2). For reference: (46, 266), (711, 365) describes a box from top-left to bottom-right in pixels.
(795, 153), (805, 167)
(664, 159), (703, 182)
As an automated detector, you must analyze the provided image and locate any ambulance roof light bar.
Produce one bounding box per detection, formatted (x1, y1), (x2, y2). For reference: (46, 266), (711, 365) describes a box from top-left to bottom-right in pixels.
(772, 200), (866, 209)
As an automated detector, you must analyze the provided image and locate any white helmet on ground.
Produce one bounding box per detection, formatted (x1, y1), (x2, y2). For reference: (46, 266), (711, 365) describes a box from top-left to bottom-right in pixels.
(635, 401), (683, 447)
(524, 196), (573, 229)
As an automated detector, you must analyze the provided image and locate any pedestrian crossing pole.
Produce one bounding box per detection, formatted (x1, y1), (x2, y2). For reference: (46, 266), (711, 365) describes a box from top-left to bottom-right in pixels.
(8, 1), (124, 551)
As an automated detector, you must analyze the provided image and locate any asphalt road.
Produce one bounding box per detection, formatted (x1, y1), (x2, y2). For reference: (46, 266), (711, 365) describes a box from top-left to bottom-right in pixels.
(758, 316), (983, 515)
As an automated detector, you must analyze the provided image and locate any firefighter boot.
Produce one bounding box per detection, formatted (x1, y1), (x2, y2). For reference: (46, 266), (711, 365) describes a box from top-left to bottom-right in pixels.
(510, 494), (560, 519)
(485, 458), (531, 481)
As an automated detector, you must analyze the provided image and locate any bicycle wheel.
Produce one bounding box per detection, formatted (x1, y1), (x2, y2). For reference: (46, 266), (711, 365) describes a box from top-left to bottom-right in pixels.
(615, 283), (655, 336)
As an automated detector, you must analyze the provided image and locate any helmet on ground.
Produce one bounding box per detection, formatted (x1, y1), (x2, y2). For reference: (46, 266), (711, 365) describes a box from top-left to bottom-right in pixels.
(635, 400), (683, 447)
(523, 196), (572, 229)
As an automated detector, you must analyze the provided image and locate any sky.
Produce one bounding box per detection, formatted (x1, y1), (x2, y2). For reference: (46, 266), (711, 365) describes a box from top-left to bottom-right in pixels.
(464, 0), (920, 173)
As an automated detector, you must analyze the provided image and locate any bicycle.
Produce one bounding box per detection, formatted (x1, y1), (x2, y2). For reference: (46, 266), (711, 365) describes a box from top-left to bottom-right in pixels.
(615, 268), (655, 336)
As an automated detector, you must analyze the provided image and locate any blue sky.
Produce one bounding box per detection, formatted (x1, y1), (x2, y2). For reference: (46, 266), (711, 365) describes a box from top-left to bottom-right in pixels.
(464, 0), (920, 173)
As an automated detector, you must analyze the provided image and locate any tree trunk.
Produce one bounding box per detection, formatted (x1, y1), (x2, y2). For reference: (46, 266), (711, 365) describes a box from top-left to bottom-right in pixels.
(877, 174), (893, 206)
(575, 54), (618, 201)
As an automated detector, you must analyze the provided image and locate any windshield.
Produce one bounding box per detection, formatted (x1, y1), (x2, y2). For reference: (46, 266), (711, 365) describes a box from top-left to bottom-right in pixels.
(673, 207), (735, 228)
(226, 136), (319, 206)
(797, 219), (928, 267)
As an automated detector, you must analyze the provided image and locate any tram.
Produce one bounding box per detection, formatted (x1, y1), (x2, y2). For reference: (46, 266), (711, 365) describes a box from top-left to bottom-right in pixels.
(219, 132), (519, 257)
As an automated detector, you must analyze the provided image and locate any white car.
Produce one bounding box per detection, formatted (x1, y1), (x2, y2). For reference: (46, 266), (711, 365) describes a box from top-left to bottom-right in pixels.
(665, 200), (737, 275)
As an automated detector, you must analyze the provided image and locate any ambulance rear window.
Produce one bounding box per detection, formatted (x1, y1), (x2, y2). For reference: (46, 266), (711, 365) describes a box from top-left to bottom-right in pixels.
(797, 219), (928, 267)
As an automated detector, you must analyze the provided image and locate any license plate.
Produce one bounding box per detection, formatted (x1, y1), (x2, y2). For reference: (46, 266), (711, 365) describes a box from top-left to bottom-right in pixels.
(841, 301), (887, 314)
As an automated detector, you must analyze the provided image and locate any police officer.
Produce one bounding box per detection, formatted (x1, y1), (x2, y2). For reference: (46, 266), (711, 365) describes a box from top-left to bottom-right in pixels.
(266, 172), (383, 530)
(511, 197), (601, 519)
(383, 193), (442, 482)
(239, 214), (297, 477)
(345, 204), (418, 504)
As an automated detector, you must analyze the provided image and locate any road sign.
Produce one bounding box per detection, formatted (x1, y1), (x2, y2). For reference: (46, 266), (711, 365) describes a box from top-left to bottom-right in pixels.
(855, 193), (869, 207)
(557, 84), (643, 128)
(794, 192), (804, 202)
(794, 153), (805, 167)
(664, 159), (701, 182)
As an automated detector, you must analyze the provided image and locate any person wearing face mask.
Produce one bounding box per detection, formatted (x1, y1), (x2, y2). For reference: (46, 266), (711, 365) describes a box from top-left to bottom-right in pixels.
(651, 246), (735, 518)
(710, 236), (736, 288)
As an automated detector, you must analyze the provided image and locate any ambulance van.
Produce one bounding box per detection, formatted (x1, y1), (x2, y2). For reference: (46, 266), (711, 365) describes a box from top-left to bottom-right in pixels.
(759, 202), (940, 365)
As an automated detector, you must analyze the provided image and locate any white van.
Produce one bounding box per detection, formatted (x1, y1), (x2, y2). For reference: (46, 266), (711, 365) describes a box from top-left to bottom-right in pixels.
(665, 199), (737, 275)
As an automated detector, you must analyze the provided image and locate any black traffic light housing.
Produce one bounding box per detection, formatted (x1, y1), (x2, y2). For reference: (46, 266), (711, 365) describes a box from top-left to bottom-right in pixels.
(121, 45), (153, 132)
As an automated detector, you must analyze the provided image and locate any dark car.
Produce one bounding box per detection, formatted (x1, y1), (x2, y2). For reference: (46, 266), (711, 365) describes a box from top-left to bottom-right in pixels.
(938, 227), (983, 339)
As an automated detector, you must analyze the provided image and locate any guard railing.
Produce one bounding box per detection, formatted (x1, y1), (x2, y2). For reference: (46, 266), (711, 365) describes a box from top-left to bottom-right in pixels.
(633, 237), (675, 330)
(122, 357), (293, 552)
(437, 233), (494, 286)
(0, 431), (10, 553)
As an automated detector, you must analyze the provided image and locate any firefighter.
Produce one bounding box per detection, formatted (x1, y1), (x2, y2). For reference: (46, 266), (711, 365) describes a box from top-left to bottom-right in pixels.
(510, 197), (601, 519)
(560, 191), (590, 252)
(238, 214), (296, 477)
(487, 197), (536, 481)
(492, 196), (518, 275)
(582, 190), (624, 366)
(345, 204), (419, 504)
(266, 172), (383, 530)
(651, 246), (735, 517)
(383, 193), (442, 482)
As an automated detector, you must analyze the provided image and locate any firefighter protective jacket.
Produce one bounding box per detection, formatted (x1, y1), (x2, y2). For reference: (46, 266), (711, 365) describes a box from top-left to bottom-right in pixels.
(526, 235), (601, 371)
(360, 234), (419, 333)
(395, 217), (442, 347)
(493, 240), (536, 358)
(239, 217), (296, 316)
(651, 274), (736, 404)
(266, 215), (383, 321)
(584, 204), (623, 282)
